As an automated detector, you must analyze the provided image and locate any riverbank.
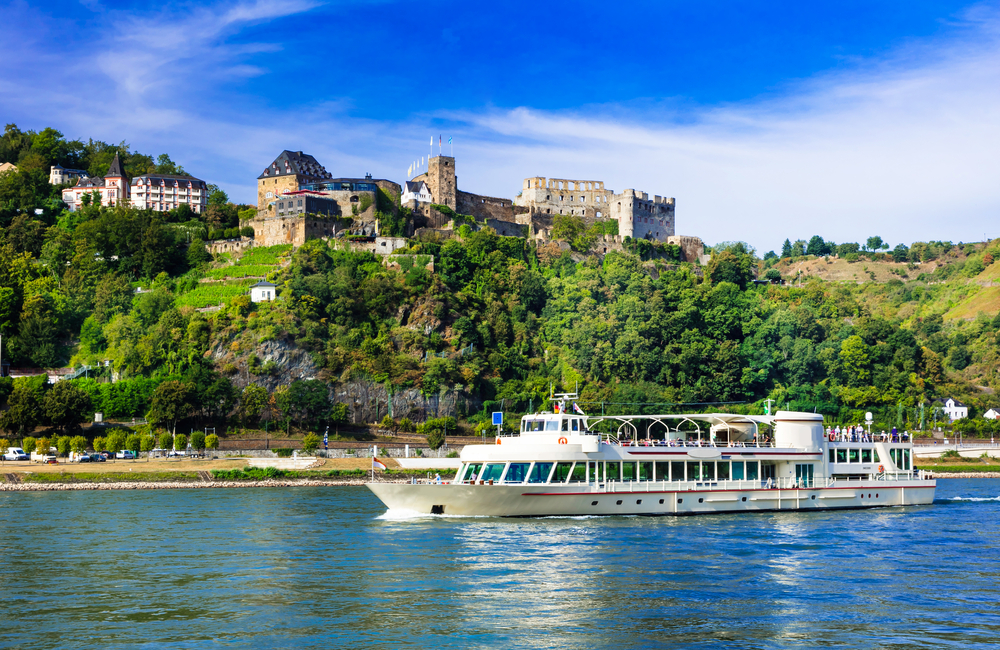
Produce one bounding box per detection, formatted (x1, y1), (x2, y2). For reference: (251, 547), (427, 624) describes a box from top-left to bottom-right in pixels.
(0, 478), (413, 491)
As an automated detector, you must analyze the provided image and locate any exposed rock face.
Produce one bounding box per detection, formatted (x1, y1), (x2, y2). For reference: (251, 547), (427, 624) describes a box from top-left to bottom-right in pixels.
(210, 337), (481, 424)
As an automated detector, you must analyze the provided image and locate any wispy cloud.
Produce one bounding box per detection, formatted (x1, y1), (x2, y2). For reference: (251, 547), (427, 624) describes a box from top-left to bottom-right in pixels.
(2, 1), (998, 252)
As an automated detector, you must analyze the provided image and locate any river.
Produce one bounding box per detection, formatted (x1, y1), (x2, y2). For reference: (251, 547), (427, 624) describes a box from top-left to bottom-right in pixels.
(1, 479), (998, 648)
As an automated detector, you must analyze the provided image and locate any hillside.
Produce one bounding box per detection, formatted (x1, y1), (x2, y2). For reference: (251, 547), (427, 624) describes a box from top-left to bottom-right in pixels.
(1, 125), (1000, 443)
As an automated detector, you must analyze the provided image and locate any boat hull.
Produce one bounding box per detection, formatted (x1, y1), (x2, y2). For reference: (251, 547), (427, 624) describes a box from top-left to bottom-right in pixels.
(367, 480), (937, 517)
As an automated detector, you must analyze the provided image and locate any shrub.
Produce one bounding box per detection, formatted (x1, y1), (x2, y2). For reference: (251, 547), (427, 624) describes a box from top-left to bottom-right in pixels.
(173, 433), (188, 451)
(941, 449), (962, 460)
(69, 435), (88, 454)
(302, 433), (321, 453)
(158, 432), (173, 450)
(205, 433), (219, 450)
(190, 431), (206, 451)
(92, 436), (106, 453)
(446, 450), (458, 458)
(125, 433), (141, 452)
(22, 437), (37, 454)
(140, 435), (155, 452)
(274, 448), (294, 457)
(398, 417), (415, 433)
(0, 438), (10, 453)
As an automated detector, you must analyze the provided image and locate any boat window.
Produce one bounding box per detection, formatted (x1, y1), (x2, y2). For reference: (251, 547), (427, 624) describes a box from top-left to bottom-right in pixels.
(904, 450), (911, 470)
(572, 419), (579, 431)
(605, 462), (621, 482)
(829, 449), (835, 463)
(569, 462), (587, 482)
(671, 461), (685, 481)
(530, 420), (544, 432)
(622, 462), (636, 481)
(482, 463), (506, 482)
(504, 463), (530, 484)
(654, 461), (669, 481)
(545, 420), (559, 431)
(746, 461), (759, 481)
(861, 449), (872, 463)
(761, 462), (775, 480)
(717, 461), (730, 480)
(731, 461), (744, 480)
(562, 419), (569, 431)
(702, 462), (716, 481)
(527, 462), (553, 484)
(463, 463), (483, 482)
(836, 449), (848, 463)
(687, 461), (702, 481)
(849, 449), (860, 463)
(639, 462), (653, 481)
(552, 462), (574, 483)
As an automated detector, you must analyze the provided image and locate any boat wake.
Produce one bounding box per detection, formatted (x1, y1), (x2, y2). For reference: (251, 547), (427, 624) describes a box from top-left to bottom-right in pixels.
(939, 496), (1000, 503)
(376, 509), (489, 520)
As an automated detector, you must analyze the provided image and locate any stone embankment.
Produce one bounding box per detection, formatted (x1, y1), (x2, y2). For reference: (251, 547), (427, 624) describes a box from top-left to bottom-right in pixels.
(0, 478), (412, 492)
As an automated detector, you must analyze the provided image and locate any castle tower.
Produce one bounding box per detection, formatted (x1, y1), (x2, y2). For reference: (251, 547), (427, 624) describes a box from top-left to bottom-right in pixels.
(103, 152), (128, 206)
(256, 150), (332, 210)
(426, 156), (456, 209)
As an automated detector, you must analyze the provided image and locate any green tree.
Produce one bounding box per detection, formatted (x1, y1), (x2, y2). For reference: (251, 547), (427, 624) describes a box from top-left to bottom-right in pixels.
(148, 380), (191, 434)
(158, 431), (173, 450)
(42, 381), (92, 432)
(69, 435), (88, 454)
(240, 384), (268, 425)
(125, 433), (141, 452)
(0, 437), (9, 453)
(302, 433), (320, 453)
(190, 431), (206, 451)
(205, 433), (219, 451)
(105, 430), (127, 453)
(865, 236), (885, 252)
(780, 238), (792, 258)
(174, 433), (188, 451)
(56, 435), (71, 456)
(92, 436), (106, 453)
(140, 434), (155, 453)
(0, 379), (44, 438)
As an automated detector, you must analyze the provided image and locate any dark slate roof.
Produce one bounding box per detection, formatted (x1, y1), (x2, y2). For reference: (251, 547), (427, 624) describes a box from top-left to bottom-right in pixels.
(132, 173), (206, 187)
(948, 398), (967, 407)
(404, 181), (429, 193)
(258, 150), (332, 181)
(251, 281), (276, 288)
(106, 153), (125, 178)
(76, 176), (106, 188)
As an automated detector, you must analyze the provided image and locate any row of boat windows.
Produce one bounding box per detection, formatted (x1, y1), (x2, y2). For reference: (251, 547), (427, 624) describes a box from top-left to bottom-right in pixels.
(458, 460), (776, 484)
(522, 418), (584, 432)
(829, 448), (912, 469)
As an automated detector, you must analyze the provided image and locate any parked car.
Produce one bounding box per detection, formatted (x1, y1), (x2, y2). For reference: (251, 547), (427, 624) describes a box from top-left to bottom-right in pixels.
(98, 451), (112, 459)
(167, 450), (186, 458)
(115, 450), (137, 460)
(88, 453), (106, 462)
(78, 454), (93, 462)
(3, 447), (29, 461)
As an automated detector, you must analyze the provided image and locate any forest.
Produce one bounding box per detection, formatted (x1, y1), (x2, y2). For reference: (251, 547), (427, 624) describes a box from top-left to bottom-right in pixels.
(1, 123), (1000, 444)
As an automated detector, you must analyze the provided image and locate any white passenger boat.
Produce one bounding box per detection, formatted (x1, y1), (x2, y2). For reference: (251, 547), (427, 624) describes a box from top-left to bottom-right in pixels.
(367, 394), (936, 517)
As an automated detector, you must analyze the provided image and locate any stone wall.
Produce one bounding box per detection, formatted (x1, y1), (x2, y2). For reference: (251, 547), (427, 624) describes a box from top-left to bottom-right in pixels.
(207, 237), (254, 255)
(456, 189), (528, 222)
(666, 235), (704, 262)
(257, 174), (301, 210)
(423, 156), (457, 209)
(517, 176), (613, 221)
(485, 218), (528, 238)
(610, 189), (675, 242)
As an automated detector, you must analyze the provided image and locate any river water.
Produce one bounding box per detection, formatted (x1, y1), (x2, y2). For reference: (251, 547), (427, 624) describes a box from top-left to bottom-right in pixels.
(1, 479), (998, 649)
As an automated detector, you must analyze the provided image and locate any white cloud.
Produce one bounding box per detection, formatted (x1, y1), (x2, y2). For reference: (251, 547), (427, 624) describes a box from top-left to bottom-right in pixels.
(2, 0), (998, 253)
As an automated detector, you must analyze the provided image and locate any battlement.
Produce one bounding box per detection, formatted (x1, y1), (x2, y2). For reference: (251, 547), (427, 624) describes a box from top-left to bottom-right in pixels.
(523, 177), (606, 192)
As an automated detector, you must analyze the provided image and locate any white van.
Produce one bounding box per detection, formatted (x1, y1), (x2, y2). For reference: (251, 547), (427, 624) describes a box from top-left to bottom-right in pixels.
(3, 447), (29, 461)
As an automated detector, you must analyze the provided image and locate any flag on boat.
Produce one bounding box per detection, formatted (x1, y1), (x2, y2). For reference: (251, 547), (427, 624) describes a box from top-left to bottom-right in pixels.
(372, 457), (387, 470)
(573, 403), (585, 415)
(553, 403), (560, 413)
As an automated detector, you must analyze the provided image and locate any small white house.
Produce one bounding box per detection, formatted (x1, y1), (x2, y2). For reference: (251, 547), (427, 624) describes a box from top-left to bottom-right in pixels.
(249, 280), (277, 303)
(943, 398), (968, 421)
(985, 408), (1000, 420)
(401, 180), (433, 204)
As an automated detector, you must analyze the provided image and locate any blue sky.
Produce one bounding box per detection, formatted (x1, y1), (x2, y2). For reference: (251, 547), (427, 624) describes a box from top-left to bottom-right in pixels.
(3, 0), (999, 252)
